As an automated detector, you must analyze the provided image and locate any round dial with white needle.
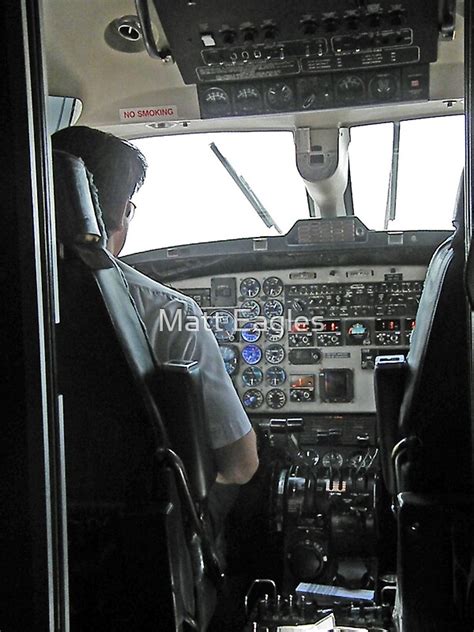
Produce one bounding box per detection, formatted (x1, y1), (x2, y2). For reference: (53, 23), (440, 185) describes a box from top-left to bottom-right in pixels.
(265, 366), (287, 386)
(235, 85), (262, 113)
(264, 344), (285, 365)
(263, 276), (284, 297)
(240, 277), (261, 298)
(242, 366), (264, 387)
(263, 299), (284, 319)
(202, 87), (231, 116)
(322, 452), (344, 468)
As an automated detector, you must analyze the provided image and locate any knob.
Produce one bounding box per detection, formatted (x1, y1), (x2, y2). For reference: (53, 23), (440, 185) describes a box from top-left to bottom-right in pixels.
(323, 17), (339, 32)
(367, 13), (382, 28)
(242, 27), (257, 42)
(301, 19), (318, 36)
(345, 16), (359, 30)
(263, 25), (277, 40)
(389, 10), (405, 26)
(291, 299), (305, 313)
(288, 540), (327, 581)
(221, 30), (237, 45)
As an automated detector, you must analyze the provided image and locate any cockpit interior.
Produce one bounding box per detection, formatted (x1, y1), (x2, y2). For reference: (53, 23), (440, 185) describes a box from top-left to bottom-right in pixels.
(2, 1), (474, 631)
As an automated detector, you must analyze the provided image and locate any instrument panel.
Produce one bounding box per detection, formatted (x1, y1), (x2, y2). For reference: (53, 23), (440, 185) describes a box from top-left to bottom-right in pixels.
(173, 264), (425, 414)
(154, 0), (443, 117)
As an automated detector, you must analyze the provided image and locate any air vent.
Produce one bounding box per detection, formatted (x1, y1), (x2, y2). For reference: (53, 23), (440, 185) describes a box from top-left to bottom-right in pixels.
(118, 23), (141, 42)
(104, 16), (145, 53)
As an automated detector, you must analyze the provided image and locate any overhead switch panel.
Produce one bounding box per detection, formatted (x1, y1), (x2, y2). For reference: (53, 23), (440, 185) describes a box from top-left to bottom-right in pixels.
(152, 0), (446, 118)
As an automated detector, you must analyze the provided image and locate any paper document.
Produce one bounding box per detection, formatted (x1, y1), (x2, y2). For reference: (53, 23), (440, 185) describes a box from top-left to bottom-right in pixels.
(277, 613), (335, 631)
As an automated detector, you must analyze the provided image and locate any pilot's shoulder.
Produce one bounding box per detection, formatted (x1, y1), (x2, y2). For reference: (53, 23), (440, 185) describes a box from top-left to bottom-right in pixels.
(116, 259), (199, 312)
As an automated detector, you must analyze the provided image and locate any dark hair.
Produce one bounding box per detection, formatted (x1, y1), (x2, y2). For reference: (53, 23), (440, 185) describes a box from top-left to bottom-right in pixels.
(52, 125), (148, 233)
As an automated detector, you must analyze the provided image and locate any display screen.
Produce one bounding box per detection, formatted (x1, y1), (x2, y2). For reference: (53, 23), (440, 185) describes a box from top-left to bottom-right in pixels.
(290, 374), (315, 389)
(405, 318), (416, 331)
(375, 319), (401, 332)
(319, 369), (353, 403)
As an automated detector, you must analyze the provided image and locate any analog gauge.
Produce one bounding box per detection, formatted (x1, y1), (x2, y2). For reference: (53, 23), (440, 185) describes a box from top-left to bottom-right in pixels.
(241, 321), (262, 343)
(219, 344), (239, 376)
(243, 388), (264, 409)
(347, 453), (365, 469)
(301, 449), (320, 466)
(264, 344), (285, 365)
(263, 276), (284, 297)
(263, 299), (284, 319)
(234, 85), (262, 114)
(240, 300), (261, 320)
(347, 321), (369, 344)
(207, 310), (236, 342)
(201, 87), (231, 116)
(242, 344), (263, 365)
(322, 452), (344, 468)
(240, 277), (261, 298)
(266, 322), (285, 342)
(298, 77), (333, 110)
(335, 75), (365, 103)
(242, 366), (264, 387)
(369, 74), (398, 101)
(266, 82), (295, 110)
(266, 366), (287, 386)
(266, 388), (287, 409)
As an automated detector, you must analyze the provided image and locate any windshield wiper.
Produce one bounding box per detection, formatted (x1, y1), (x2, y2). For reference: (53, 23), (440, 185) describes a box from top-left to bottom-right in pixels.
(384, 121), (401, 230)
(209, 142), (282, 234)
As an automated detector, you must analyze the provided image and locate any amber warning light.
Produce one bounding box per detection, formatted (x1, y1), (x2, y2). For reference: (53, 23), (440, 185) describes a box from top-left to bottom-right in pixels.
(290, 375), (315, 389)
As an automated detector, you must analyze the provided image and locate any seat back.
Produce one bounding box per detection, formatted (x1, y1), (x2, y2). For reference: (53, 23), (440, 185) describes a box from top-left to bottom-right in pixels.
(54, 150), (217, 630)
(397, 178), (471, 493)
(374, 175), (472, 630)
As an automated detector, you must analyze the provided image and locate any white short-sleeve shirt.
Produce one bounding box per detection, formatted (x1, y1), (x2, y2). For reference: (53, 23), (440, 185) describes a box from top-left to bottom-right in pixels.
(116, 260), (252, 449)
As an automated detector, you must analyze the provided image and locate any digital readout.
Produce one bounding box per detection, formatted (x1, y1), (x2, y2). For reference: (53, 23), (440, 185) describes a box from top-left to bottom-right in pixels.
(405, 318), (416, 330)
(320, 320), (341, 333)
(290, 374), (315, 389)
(375, 319), (401, 332)
(291, 320), (341, 333)
(291, 321), (311, 333)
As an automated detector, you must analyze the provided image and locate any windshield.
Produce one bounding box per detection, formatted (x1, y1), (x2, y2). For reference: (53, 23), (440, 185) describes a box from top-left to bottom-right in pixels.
(122, 131), (308, 255)
(123, 116), (465, 255)
(349, 115), (465, 231)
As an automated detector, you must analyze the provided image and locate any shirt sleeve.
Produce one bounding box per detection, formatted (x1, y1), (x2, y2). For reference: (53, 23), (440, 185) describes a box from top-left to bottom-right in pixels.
(178, 299), (253, 449)
(134, 286), (252, 450)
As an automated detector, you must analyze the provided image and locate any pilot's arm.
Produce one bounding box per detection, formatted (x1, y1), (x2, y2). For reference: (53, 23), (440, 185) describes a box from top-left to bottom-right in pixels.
(179, 300), (259, 485)
(138, 286), (259, 485)
(214, 426), (258, 485)
(118, 262), (259, 485)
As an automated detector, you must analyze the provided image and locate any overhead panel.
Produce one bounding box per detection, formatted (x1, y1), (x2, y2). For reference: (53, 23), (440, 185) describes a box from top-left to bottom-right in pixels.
(152, 0), (447, 119)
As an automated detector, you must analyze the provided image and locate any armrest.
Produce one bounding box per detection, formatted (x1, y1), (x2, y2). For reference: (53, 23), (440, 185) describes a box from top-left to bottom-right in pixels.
(374, 355), (409, 495)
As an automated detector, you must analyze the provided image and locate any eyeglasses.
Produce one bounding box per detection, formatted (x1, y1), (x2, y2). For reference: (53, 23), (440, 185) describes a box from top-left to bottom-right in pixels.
(125, 200), (136, 222)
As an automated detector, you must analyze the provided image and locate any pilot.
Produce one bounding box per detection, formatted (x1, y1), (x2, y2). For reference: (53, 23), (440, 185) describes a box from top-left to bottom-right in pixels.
(52, 125), (259, 536)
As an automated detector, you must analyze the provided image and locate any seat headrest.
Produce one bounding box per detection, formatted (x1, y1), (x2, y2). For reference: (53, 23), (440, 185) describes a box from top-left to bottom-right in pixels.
(53, 150), (107, 250)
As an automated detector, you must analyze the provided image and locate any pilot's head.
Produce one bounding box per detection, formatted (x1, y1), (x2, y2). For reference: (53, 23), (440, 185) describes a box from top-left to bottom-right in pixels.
(52, 125), (147, 255)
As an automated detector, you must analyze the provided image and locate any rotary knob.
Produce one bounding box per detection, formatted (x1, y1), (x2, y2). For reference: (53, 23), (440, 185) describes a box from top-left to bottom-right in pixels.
(288, 539), (327, 581)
